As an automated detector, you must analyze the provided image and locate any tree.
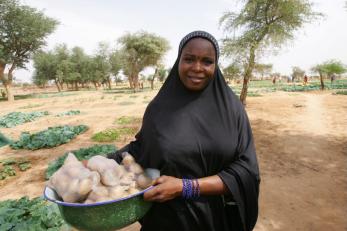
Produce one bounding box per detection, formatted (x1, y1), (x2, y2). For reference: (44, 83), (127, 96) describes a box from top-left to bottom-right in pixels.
(0, 0), (58, 101)
(311, 60), (346, 90)
(291, 66), (305, 82)
(220, 0), (321, 105)
(223, 62), (242, 83)
(32, 50), (57, 89)
(109, 50), (122, 86)
(69, 46), (88, 90)
(118, 31), (169, 91)
(94, 42), (112, 89)
(149, 64), (167, 89)
(253, 63), (272, 80)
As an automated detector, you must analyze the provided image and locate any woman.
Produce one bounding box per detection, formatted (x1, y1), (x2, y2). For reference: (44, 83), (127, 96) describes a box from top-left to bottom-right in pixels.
(109, 31), (260, 231)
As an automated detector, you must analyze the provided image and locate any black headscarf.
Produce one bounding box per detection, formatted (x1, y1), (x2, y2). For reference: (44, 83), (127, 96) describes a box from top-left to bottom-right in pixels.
(109, 31), (260, 231)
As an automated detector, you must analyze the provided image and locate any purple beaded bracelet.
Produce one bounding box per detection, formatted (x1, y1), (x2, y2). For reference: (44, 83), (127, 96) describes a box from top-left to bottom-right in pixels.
(182, 178), (200, 199)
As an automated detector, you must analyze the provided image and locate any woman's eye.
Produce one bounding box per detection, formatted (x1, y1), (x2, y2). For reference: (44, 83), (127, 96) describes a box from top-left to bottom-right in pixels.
(184, 58), (193, 63)
(203, 59), (214, 65)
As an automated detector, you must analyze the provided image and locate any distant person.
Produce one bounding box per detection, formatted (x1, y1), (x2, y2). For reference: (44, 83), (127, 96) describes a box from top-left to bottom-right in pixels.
(272, 76), (276, 84)
(287, 76), (291, 83)
(303, 75), (308, 85)
(107, 31), (260, 231)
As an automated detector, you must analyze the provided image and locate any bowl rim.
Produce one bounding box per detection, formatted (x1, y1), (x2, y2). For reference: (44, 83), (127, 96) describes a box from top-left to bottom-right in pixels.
(43, 185), (154, 207)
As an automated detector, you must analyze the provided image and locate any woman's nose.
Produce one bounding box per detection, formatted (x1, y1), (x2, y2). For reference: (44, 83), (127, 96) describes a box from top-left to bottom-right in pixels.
(192, 61), (202, 72)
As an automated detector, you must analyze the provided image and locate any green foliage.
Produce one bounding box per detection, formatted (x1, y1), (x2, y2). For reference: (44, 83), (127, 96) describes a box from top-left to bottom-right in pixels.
(220, 0), (322, 104)
(119, 31), (170, 90)
(335, 90), (347, 95)
(253, 64), (273, 79)
(55, 110), (80, 117)
(0, 132), (11, 147)
(0, 111), (49, 128)
(0, 197), (67, 230)
(0, 164), (16, 180)
(0, 0), (58, 100)
(45, 144), (116, 179)
(291, 66), (305, 81)
(10, 125), (88, 150)
(312, 60), (347, 76)
(0, 0), (59, 66)
(116, 116), (142, 125)
(223, 62), (242, 81)
(92, 127), (137, 142)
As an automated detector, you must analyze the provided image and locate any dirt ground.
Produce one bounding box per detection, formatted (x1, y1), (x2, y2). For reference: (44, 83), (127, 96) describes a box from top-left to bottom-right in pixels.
(0, 87), (346, 231)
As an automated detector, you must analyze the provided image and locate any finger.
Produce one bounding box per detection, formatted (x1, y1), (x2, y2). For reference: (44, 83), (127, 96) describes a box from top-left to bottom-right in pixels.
(153, 176), (166, 185)
(143, 186), (159, 201)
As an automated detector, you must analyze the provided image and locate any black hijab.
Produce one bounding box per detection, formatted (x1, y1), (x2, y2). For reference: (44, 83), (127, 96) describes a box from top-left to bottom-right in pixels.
(110, 31), (260, 231)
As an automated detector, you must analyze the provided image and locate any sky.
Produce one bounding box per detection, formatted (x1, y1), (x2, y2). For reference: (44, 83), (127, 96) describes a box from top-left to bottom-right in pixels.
(13, 0), (347, 82)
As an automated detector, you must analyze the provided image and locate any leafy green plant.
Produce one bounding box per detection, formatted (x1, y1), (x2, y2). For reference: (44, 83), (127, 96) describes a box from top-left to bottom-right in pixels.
(18, 161), (31, 171)
(0, 132), (11, 148)
(45, 144), (116, 179)
(0, 111), (49, 128)
(0, 158), (31, 180)
(335, 90), (347, 95)
(3, 166), (16, 176)
(0, 197), (67, 230)
(55, 110), (81, 117)
(92, 127), (137, 142)
(116, 116), (142, 125)
(10, 125), (88, 150)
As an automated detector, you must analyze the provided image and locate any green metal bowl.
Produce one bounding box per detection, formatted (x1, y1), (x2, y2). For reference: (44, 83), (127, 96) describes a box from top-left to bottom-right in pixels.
(44, 169), (160, 231)
(44, 186), (153, 231)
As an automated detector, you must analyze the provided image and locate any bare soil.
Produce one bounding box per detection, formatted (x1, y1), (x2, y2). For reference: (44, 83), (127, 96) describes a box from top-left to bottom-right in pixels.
(0, 88), (346, 231)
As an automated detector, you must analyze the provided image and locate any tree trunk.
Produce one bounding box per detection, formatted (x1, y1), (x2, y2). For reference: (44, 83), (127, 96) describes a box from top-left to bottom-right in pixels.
(74, 81), (79, 91)
(133, 75), (139, 93)
(151, 68), (158, 90)
(93, 82), (98, 90)
(54, 79), (61, 92)
(4, 82), (14, 101)
(5, 64), (15, 102)
(107, 78), (112, 90)
(319, 72), (325, 90)
(128, 76), (134, 89)
(240, 46), (256, 105)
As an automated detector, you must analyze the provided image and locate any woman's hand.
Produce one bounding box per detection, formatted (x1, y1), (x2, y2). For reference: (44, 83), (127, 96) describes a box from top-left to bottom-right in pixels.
(143, 175), (182, 203)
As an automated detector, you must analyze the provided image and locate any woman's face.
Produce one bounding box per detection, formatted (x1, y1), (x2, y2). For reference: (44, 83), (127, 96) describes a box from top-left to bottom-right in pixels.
(178, 38), (216, 91)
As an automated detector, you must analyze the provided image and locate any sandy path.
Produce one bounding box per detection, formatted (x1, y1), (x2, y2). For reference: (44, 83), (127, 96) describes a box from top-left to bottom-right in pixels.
(253, 92), (347, 231)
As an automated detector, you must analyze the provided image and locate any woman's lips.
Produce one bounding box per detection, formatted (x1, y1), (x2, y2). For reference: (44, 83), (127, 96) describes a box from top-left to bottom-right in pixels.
(188, 76), (204, 84)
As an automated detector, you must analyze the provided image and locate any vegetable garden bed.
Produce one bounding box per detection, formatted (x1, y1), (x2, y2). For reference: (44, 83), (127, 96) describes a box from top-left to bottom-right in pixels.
(10, 125), (88, 150)
(0, 197), (67, 230)
(0, 111), (49, 128)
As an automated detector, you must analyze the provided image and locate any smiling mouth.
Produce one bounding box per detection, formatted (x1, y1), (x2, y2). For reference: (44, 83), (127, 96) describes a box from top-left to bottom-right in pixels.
(188, 76), (205, 83)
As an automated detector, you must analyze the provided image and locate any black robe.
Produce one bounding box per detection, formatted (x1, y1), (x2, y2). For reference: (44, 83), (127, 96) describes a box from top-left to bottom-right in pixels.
(109, 59), (260, 231)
